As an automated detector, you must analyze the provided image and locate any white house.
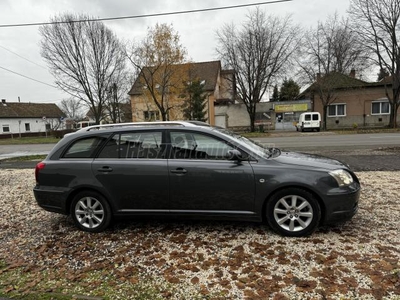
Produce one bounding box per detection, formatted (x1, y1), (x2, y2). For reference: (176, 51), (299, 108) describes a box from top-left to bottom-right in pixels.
(0, 99), (65, 136)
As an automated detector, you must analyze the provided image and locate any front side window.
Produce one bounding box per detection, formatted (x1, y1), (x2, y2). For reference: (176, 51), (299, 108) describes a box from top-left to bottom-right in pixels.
(170, 131), (235, 160)
(372, 101), (390, 115)
(2, 125), (10, 133)
(328, 104), (346, 117)
(98, 131), (163, 159)
(63, 136), (107, 158)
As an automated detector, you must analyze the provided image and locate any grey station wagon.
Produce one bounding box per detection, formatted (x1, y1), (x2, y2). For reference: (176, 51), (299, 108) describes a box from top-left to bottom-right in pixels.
(34, 121), (360, 237)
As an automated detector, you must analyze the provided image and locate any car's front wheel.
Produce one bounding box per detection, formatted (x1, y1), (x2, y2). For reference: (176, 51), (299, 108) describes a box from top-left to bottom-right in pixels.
(70, 191), (112, 233)
(266, 188), (321, 237)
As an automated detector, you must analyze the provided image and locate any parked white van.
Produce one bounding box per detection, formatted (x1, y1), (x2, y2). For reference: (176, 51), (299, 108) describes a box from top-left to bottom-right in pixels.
(296, 112), (321, 132)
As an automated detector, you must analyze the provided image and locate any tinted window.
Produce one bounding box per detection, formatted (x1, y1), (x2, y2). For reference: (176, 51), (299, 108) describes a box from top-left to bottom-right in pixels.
(170, 131), (234, 160)
(98, 131), (163, 159)
(63, 137), (106, 158)
(312, 114), (319, 120)
(304, 114), (311, 121)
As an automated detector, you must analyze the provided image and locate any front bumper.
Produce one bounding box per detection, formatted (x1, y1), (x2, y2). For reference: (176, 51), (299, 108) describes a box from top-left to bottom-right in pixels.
(322, 184), (360, 224)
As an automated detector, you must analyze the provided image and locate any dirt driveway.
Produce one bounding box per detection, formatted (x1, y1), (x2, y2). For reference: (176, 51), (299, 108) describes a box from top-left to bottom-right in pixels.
(1, 167), (399, 299)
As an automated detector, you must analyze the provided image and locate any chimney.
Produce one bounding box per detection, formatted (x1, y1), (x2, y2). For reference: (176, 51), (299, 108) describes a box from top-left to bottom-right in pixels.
(349, 69), (356, 78)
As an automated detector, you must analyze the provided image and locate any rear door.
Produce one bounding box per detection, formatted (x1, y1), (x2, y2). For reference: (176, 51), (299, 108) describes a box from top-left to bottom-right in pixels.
(92, 130), (169, 212)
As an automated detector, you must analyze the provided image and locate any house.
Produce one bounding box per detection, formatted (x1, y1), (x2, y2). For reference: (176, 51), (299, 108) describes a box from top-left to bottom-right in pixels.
(214, 100), (312, 130)
(301, 71), (399, 129)
(0, 99), (65, 137)
(128, 61), (236, 126)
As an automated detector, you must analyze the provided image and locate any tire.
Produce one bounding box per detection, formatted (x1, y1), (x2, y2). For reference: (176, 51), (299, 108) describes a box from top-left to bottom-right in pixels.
(266, 188), (321, 237)
(70, 191), (112, 233)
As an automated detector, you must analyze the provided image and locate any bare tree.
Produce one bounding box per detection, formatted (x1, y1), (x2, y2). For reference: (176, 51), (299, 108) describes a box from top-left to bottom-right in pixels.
(40, 14), (127, 124)
(299, 14), (368, 130)
(349, 0), (400, 128)
(216, 8), (301, 131)
(126, 23), (187, 121)
(59, 98), (84, 122)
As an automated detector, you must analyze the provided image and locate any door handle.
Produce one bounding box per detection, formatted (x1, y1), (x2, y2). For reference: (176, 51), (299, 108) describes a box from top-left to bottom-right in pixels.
(98, 166), (113, 173)
(170, 168), (187, 174)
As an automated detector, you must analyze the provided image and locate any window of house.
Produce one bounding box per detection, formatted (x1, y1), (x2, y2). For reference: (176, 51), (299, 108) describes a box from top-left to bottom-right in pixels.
(45, 124), (51, 131)
(2, 125), (10, 133)
(328, 104), (346, 117)
(25, 123), (30, 131)
(371, 101), (390, 115)
(144, 111), (160, 121)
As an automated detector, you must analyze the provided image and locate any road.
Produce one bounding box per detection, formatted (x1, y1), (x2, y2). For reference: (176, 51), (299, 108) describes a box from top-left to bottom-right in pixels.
(0, 143), (55, 159)
(0, 133), (399, 159)
(255, 132), (400, 151)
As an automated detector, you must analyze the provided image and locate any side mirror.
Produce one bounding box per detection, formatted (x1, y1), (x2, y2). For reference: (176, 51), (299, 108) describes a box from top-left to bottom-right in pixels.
(226, 149), (245, 161)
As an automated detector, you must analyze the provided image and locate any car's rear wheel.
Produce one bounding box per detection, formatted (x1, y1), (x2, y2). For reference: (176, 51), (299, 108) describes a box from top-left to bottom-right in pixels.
(70, 191), (111, 233)
(266, 188), (321, 237)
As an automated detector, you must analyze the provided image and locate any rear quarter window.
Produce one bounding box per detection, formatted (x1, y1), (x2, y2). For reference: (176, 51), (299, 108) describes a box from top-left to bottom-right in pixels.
(63, 137), (106, 158)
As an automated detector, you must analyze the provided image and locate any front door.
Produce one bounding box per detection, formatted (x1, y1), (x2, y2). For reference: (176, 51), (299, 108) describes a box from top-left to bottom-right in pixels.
(167, 130), (255, 214)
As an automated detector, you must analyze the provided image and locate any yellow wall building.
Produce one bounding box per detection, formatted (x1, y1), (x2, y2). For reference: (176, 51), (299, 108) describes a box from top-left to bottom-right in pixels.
(128, 61), (236, 126)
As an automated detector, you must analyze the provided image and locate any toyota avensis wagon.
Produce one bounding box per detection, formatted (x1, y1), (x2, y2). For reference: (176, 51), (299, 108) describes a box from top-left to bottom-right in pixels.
(34, 121), (360, 237)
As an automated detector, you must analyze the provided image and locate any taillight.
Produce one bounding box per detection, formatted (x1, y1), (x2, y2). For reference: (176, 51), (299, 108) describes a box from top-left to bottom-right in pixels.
(35, 162), (46, 184)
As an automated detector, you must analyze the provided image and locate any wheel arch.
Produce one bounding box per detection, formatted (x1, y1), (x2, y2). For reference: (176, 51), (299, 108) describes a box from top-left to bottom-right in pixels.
(261, 185), (326, 225)
(66, 187), (114, 215)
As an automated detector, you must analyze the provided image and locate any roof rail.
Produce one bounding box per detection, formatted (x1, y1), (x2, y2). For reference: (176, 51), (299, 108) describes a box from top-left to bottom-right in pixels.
(78, 121), (199, 132)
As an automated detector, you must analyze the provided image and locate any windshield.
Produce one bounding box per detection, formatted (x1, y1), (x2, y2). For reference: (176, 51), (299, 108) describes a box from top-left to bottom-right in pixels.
(213, 128), (279, 158)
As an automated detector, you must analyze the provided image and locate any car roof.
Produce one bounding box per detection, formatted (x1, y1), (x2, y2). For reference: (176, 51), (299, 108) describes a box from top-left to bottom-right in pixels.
(67, 121), (215, 137)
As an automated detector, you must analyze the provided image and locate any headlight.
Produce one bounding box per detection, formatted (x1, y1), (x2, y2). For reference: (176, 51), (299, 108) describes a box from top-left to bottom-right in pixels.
(329, 169), (354, 186)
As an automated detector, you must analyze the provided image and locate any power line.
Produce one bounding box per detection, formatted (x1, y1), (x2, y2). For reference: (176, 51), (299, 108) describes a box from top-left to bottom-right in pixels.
(0, 65), (57, 89)
(0, 0), (293, 28)
(0, 45), (47, 69)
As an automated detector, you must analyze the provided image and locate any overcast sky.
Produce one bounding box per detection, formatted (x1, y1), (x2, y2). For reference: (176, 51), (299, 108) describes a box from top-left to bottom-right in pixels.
(0, 0), (351, 105)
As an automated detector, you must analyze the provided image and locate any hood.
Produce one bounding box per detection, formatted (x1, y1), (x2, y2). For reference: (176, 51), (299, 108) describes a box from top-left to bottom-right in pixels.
(272, 151), (348, 171)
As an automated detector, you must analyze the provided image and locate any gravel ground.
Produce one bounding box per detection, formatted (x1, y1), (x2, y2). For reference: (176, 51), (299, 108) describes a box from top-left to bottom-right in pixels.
(0, 169), (400, 299)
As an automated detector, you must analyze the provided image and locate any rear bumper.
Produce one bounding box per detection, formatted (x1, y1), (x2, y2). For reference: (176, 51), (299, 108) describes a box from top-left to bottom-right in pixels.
(322, 185), (360, 224)
(33, 186), (69, 215)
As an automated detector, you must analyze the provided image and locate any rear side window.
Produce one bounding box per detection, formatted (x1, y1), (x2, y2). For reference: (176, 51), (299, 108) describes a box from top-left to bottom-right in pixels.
(63, 137), (106, 158)
(98, 131), (163, 159)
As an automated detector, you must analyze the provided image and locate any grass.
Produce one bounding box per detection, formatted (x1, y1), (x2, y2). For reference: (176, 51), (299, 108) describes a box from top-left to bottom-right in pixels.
(0, 262), (191, 300)
(0, 137), (59, 145)
(2, 155), (47, 162)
